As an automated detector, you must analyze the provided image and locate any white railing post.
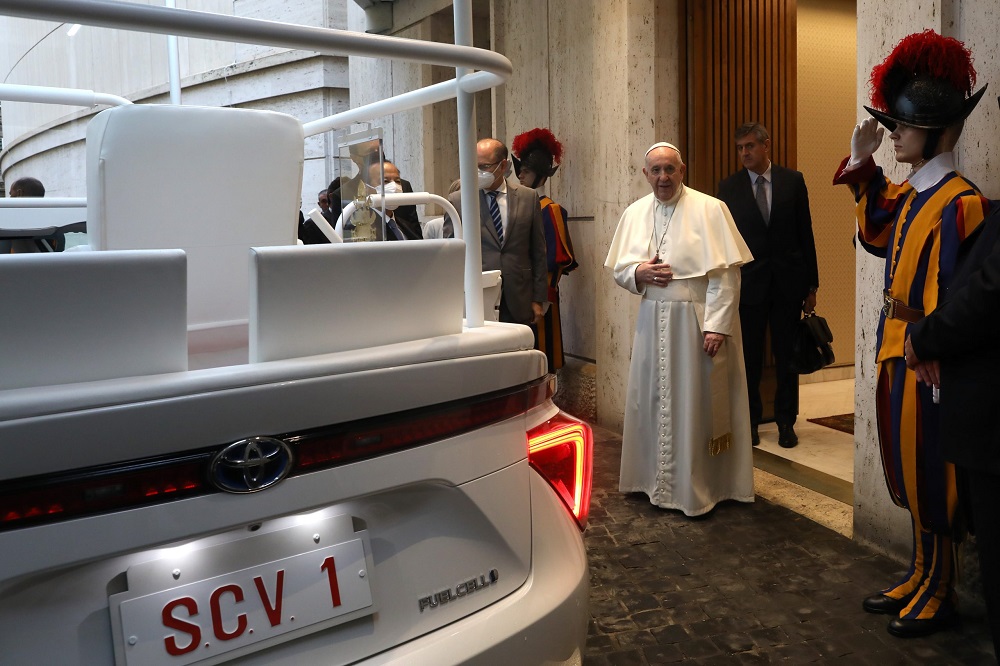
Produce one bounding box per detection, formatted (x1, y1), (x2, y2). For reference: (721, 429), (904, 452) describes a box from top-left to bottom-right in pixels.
(0, 83), (131, 107)
(454, 0), (484, 328)
(165, 0), (181, 105)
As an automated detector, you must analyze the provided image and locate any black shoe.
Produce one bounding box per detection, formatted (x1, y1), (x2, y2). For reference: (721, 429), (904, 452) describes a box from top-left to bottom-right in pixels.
(887, 613), (957, 638)
(778, 424), (798, 448)
(862, 593), (908, 615)
(751, 425), (760, 447)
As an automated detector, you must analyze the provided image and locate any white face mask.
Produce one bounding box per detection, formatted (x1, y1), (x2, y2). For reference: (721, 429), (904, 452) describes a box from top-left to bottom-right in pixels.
(375, 180), (400, 210)
(478, 160), (505, 190)
(477, 169), (496, 190)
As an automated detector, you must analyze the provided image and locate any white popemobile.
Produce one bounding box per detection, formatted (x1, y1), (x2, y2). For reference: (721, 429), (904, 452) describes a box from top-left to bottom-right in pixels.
(0, 1), (592, 665)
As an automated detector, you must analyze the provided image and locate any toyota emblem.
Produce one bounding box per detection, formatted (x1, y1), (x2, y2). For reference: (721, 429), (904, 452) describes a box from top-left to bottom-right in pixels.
(209, 437), (293, 493)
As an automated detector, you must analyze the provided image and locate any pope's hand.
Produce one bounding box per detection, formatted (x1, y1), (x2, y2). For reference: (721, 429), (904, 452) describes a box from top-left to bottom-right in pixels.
(703, 332), (725, 358)
(636, 260), (673, 287)
(851, 117), (884, 164)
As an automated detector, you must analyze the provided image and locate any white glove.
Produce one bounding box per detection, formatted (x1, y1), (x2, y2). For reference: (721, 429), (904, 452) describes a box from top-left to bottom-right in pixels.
(849, 117), (884, 166)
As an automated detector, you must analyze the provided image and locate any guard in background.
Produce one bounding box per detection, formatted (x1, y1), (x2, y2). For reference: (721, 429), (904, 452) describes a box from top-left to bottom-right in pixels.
(511, 128), (578, 373)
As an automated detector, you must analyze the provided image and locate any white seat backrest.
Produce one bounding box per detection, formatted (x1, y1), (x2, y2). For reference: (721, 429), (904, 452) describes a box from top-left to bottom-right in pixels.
(86, 104), (303, 330)
(480, 270), (502, 322)
(249, 240), (465, 362)
(0, 250), (187, 390)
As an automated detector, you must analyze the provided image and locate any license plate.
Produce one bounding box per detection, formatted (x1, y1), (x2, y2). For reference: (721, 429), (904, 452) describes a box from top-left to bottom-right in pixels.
(113, 538), (373, 666)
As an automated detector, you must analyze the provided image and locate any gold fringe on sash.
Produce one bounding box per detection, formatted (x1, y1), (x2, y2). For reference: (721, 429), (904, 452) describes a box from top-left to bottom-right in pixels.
(709, 433), (732, 456)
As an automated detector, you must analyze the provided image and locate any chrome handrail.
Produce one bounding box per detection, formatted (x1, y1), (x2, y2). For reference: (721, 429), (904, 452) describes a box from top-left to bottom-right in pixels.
(336, 192), (463, 241)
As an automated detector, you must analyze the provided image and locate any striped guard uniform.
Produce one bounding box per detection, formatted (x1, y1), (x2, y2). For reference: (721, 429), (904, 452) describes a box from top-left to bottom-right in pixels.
(535, 195), (577, 372)
(834, 153), (990, 622)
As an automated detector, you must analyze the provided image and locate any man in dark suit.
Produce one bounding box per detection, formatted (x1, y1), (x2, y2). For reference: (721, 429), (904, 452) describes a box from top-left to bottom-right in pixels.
(717, 122), (819, 448)
(447, 138), (547, 325)
(905, 196), (1000, 659)
(317, 189), (335, 223)
(367, 160), (422, 241)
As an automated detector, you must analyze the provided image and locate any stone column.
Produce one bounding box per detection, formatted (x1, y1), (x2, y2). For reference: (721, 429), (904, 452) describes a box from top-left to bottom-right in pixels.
(593, 0), (683, 431)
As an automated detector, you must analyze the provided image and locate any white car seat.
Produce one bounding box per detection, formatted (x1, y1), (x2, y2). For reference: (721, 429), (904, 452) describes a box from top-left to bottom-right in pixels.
(85, 104), (303, 335)
(0, 250), (187, 390)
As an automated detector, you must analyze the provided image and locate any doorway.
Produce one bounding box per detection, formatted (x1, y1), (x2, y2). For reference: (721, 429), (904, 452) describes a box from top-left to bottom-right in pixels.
(681, 0), (858, 504)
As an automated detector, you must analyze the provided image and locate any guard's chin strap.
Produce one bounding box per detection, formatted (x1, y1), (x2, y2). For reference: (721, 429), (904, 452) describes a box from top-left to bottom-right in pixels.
(923, 129), (943, 160)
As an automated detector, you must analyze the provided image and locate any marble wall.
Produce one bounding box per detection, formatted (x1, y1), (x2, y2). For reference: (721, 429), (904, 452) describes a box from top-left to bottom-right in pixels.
(496, 0), (1000, 563)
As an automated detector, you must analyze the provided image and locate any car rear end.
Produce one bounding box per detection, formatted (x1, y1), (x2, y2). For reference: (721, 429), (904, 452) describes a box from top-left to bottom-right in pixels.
(0, 341), (592, 665)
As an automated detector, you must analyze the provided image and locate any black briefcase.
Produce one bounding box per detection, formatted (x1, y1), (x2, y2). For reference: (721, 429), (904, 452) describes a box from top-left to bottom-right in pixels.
(791, 312), (835, 374)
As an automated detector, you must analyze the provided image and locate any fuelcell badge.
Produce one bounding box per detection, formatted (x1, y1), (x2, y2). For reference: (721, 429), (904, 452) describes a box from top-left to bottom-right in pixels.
(418, 569), (499, 612)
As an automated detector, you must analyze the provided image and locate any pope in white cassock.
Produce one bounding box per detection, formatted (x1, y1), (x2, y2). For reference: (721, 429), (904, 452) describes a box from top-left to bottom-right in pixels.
(605, 142), (756, 516)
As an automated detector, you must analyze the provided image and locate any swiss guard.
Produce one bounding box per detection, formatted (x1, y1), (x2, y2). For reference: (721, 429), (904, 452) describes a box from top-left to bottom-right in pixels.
(511, 128), (578, 373)
(834, 29), (989, 638)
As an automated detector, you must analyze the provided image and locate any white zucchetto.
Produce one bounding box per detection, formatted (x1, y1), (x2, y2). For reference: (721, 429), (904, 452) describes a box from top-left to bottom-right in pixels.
(644, 142), (683, 159)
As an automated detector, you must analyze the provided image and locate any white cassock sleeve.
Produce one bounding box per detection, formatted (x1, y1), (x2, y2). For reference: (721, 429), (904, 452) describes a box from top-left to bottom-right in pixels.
(703, 266), (740, 336)
(612, 262), (645, 296)
(605, 196), (654, 295)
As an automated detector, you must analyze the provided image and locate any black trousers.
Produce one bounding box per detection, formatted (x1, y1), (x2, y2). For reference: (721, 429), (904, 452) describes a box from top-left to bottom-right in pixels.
(740, 294), (801, 426)
(963, 467), (1000, 661)
(499, 295), (539, 328)
(499, 297), (517, 325)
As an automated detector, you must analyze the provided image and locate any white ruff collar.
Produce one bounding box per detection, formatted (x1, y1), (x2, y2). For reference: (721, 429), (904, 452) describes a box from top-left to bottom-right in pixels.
(907, 152), (956, 192)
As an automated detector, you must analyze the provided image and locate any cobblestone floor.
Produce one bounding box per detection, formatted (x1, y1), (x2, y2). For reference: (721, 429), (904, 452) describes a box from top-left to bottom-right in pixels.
(582, 425), (996, 665)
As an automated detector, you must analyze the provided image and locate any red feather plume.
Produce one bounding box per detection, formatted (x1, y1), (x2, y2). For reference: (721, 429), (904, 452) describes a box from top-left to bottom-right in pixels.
(511, 128), (563, 164)
(869, 30), (977, 110)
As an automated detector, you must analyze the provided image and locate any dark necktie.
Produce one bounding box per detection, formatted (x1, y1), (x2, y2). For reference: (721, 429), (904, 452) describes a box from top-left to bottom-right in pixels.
(755, 176), (769, 225)
(386, 216), (404, 240)
(487, 190), (504, 245)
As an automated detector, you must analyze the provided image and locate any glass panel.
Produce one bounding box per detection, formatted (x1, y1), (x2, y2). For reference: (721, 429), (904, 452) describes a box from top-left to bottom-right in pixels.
(334, 127), (385, 242)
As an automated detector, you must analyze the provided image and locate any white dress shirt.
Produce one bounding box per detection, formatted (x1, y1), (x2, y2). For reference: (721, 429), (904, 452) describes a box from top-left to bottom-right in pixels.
(488, 179), (509, 237)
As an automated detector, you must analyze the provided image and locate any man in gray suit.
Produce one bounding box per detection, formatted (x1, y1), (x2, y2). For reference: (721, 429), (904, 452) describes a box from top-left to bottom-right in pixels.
(448, 138), (547, 325)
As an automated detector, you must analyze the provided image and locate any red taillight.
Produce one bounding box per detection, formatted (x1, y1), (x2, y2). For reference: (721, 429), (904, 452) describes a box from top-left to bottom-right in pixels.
(0, 461), (207, 531)
(0, 378), (554, 532)
(527, 413), (593, 529)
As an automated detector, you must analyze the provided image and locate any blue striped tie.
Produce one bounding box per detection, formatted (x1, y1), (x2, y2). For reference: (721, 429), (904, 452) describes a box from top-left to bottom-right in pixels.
(487, 190), (503, 245)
